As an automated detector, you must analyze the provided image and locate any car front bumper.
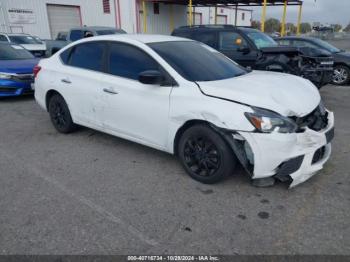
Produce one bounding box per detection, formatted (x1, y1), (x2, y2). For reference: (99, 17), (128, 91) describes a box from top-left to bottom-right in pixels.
(237, 111), (334, 187)
(0, 80), (34, 97)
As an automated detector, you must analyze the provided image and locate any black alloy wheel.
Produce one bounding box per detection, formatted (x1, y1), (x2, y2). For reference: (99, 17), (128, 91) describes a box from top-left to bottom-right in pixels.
(178, 124), (236, 184)
(48, 94), (76, 133)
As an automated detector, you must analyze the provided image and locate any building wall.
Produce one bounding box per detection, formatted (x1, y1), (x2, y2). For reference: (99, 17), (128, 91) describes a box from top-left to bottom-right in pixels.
(195, 6), (252, 26)
(0, 0), (251, 39)
(0, 0), (118, 39)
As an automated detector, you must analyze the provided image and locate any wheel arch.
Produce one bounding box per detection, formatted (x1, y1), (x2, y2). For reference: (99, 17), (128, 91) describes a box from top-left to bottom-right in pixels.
(45, 89), (63, 112)
(173, 119), (213, 156)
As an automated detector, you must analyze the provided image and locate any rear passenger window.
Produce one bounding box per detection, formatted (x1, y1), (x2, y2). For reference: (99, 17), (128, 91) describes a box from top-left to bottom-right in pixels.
(193, 32), (216, 47)
(108, 43), (160, 80)
(60, 48), (72, 64)
(70, 30), (83, 41)
(69, 42), (105, 72)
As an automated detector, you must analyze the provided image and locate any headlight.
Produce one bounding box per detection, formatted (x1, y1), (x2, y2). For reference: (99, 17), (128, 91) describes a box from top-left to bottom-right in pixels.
(245, 108), (297, 133)
(0, 72), (12, 79)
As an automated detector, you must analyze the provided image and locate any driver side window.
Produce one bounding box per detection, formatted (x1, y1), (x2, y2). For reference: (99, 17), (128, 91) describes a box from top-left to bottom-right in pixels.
(219, 32), (248, 50)
(108, 42), (160, 80)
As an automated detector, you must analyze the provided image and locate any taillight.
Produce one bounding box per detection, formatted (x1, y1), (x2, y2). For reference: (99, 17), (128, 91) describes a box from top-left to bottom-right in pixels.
(33, 65), (41, 78)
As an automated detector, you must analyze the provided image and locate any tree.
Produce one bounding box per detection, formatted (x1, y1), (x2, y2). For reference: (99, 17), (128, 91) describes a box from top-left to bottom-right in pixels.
(344, 23), (350, 32)
(251, 20), (261, 30)
(286, 23), (296, 35)
(299, 22), (312, 34)
(264, 18), (281, 33)
(332, 24), (342, 32)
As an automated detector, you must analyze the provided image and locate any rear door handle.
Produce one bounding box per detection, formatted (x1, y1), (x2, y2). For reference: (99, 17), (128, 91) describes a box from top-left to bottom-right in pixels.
(103, 88), (118, 95)
(61, 78), (71, 84)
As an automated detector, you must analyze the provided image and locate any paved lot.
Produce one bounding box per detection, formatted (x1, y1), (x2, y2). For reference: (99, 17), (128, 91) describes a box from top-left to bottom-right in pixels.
(0, 84), (349, 255)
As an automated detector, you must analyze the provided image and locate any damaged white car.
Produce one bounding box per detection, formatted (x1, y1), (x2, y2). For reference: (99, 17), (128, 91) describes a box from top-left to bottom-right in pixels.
(34, 35), (335, 187)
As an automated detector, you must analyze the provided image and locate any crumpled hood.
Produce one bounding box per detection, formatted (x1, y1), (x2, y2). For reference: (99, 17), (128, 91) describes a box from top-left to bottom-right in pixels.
(197, 71), (321, 117)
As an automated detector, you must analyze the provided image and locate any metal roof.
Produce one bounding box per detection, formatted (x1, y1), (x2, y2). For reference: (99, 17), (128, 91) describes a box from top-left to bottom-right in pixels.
(149, 0), (302, 6)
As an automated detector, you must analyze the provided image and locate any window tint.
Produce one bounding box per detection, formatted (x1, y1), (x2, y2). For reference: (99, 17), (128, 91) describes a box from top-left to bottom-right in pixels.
(60, 47), (72, 64)
(0, 35), (8, 42)
(9, 35), (37, 44)
(149, 41), (247, 82)
(70, 30), (83, 41)
(219, 32), (247, 50)
(108, 43), (160, 80)
(69, 42), (105, 71)
(193, 32), (216, 47)
(246, 31), (277, 48)
(0, 44), (34, 60)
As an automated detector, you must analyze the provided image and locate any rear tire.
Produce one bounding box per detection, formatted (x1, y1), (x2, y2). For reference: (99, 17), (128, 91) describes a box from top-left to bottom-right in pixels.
(48, 94), (76, 133)
(178, 124), (236, 184)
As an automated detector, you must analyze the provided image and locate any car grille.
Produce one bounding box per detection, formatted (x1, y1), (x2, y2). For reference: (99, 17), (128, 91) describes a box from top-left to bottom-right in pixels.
(12, 73), (34, 82)
(315, 57), (334, 70)
(291, 104), (329, 132)
(0, 87), (17, 94)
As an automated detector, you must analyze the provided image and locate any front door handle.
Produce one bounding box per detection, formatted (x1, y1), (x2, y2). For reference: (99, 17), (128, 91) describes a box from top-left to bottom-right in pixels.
(61, 78), (71, 84)
(103, 88), (118, 95)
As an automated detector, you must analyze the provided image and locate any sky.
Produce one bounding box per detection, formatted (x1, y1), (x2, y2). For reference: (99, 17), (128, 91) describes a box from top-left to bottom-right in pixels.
(250, 0), (350, 26)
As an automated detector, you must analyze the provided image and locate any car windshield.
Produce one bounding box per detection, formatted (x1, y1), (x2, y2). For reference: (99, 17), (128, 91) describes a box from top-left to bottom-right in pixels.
(312, 38), (341, 53)
(33, 36), (44, 44)
(148, 41), (247, 82)
(246, 31), (278, 48)
(97, 29), (126, 35)
(0, 44), (35, 60)
(8, 35), (38, 44)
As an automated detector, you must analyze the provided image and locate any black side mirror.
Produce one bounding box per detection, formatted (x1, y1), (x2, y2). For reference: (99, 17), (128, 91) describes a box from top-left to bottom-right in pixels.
(138, 70), (164, 85)
(237, 46), (251, 54)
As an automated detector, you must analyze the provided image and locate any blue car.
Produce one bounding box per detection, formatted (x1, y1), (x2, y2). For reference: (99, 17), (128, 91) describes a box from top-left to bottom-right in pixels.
(0, 43), (39, 97)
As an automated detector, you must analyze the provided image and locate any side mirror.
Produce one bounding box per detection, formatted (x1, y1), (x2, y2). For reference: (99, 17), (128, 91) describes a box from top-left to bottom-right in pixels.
(138, 70), (164, 85)
(237, 46), (251, 54)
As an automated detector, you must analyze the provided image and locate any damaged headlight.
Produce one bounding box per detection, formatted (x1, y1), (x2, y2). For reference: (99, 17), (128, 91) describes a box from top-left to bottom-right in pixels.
(245, 108), (297, 133)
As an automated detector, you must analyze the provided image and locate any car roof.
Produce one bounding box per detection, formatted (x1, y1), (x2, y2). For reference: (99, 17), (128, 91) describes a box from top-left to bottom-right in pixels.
(70, 26), (117, 31)
(77, 34), (193, 44)
(173, 25), (258, 33)
(278, 36), (317, 41)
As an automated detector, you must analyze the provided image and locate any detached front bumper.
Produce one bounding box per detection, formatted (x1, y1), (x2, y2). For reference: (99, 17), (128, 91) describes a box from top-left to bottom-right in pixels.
(237, 111), (334, 187)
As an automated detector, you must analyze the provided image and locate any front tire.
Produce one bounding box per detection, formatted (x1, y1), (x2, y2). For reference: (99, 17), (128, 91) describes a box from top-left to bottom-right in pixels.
(48, 94), (76, 133)
(332, 65), (350, 85)
(178, 124), (236, 184)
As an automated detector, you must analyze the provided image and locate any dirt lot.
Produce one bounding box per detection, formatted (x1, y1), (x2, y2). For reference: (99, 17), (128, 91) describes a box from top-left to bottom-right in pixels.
(0, 83), (349, 255)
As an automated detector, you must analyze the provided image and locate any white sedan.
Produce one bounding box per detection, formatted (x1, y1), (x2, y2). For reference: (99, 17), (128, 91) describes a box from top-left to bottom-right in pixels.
(34, 34), (334, 187)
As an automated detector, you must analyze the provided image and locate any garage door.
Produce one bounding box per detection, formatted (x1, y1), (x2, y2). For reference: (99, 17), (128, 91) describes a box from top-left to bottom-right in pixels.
(47, 4), (81, 40)
(216, 15), (227, 24)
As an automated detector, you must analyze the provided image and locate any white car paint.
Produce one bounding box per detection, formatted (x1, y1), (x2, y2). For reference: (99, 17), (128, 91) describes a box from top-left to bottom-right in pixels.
(34, 34), (334, 187)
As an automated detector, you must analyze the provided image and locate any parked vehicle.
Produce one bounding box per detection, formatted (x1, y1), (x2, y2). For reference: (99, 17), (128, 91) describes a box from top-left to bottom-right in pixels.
(0, 33), (46, 57)
(45, 26), (126, 57)
(172, 25), (334, 88)
(276, 36), (350, 85)
(0, 43), (39, 97)
(34, 35), (334, 187)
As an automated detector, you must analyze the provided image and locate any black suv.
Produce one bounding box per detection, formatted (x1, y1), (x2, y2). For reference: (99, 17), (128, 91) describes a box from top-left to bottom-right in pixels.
(172, 25), (334, 88)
